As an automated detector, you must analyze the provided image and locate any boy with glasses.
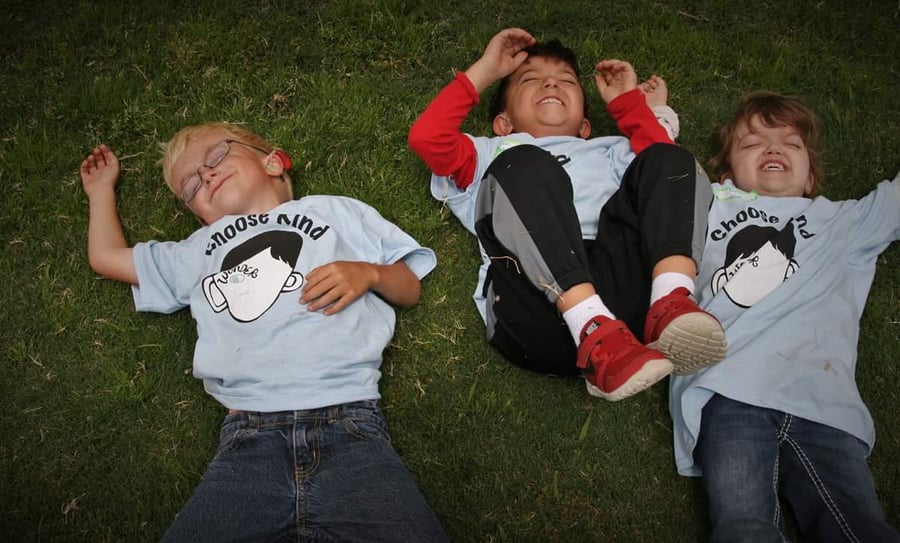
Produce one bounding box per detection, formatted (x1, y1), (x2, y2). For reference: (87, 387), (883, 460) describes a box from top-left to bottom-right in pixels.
(80, 122), (448, 542)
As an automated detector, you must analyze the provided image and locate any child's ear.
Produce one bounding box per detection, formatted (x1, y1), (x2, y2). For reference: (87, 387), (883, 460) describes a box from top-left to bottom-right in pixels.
(578, 118), (591, 139)
(264, 151), (286, 177)
(804, 174), (815, 196)
(492, 115), (513, 136)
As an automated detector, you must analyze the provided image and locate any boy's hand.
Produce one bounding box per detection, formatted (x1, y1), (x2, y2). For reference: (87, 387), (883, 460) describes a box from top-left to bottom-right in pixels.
(465, 27), (536, 93)
(80, 144), (120, 200)
(638, 75), (669, 108)
(594, 59), (639, 104)
(300, 261), (377, 315)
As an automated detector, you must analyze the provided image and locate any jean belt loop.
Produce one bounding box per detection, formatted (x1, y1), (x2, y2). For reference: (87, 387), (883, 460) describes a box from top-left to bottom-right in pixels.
(245, 411), (258, 429)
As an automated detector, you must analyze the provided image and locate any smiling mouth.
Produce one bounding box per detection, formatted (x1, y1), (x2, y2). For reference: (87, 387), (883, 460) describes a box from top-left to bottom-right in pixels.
(537, 96), (564, 106)
(208, 174), (230, 197)
(761, 161), (786, 171)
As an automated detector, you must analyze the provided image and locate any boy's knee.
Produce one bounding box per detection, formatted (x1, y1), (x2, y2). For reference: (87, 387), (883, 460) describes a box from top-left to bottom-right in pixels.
(640, 142), (694, 166)
(484, 144), (573, 196)
(487, 144), (562, 178)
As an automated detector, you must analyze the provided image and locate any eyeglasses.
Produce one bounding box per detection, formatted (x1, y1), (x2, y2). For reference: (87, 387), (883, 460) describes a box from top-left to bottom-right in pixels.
(179, 139), (272, 204)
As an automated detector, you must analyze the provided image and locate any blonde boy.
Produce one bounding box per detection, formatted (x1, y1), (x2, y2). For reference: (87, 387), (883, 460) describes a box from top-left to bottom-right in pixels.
(80, 123), (448, 542)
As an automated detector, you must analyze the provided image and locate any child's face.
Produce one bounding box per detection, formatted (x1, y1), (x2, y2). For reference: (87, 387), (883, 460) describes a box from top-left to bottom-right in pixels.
(170, 129), (287, 224)
(727, 115), (813, 197)
(495, 56), (589, 139)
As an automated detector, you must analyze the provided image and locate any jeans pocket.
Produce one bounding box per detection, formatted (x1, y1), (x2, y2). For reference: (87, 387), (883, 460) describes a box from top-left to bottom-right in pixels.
(337, 413), (391, 443)
(218, 419), (256, 454)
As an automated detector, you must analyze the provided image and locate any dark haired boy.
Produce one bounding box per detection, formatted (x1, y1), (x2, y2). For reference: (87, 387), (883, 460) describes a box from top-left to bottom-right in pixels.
(409, 27), (726, 400)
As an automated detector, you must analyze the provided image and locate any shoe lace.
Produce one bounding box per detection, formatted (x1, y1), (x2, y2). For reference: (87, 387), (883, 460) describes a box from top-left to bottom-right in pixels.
(589, 323), (640, 371)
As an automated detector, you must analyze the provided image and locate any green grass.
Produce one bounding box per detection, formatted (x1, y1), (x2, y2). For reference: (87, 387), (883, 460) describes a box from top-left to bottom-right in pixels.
(1, 0), (898, 541)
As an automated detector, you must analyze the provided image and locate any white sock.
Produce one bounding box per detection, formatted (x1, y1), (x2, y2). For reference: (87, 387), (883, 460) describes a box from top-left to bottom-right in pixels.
(562, 294), (615, 344)
(650, 272), (695, 305)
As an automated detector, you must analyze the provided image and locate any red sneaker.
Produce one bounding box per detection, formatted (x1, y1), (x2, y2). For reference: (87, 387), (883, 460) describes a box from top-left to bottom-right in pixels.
(644, 287), (727, 375)
(576, 316), (673, 401)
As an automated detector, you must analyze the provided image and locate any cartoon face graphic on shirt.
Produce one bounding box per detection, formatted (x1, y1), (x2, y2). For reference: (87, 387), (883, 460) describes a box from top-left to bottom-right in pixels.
(202, 230), (304, 322)
(711, 222), (799, 308)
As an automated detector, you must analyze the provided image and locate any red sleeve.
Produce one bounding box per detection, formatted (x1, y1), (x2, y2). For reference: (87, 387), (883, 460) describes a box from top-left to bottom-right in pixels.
(408, 72), (480, 189)
(606, 88), (673, 154)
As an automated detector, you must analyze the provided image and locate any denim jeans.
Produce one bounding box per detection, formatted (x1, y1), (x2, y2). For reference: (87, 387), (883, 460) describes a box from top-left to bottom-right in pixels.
(696, 394), (899, 543)
(161, 400), (449, 542)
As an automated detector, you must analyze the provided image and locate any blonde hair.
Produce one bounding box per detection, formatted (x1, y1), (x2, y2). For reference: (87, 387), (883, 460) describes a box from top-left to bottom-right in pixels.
(710, 91), (824, 197)
(158, 122), (293, 198)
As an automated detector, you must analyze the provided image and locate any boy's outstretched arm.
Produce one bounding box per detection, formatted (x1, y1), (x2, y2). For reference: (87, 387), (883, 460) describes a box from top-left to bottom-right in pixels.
(408, 28), (535, 189)
(595, 59), (673, 153)
(80, 144), (138, 285)
(300, 261), (420, 315)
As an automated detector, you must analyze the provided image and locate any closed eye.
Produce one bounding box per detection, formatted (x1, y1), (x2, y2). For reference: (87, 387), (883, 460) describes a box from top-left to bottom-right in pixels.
(739, 135), (762, 149)
(180, 173), (203, 203)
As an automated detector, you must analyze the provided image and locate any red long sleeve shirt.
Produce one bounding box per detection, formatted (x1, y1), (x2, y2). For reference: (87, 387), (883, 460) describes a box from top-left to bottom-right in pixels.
(408, 71), (673, 189)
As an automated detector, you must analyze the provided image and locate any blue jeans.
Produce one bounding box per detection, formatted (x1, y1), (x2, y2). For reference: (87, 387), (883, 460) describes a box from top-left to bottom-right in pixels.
(161, 400), (448, 542)
(696, 394), (899, 543)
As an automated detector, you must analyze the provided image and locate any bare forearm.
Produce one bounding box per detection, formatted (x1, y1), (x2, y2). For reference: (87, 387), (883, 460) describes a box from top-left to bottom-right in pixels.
(370, 261), (421, 308)
(464, 58), (500, 94)
(86, 191), (137, 285)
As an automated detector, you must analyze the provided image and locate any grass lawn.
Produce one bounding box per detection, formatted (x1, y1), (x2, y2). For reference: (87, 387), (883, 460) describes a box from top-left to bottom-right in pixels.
(1, 0), (897, 541)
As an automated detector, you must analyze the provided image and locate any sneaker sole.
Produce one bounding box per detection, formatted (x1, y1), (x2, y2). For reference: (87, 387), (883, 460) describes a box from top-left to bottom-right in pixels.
(583, 358), (673, 401)
(648, 312), (727, 375)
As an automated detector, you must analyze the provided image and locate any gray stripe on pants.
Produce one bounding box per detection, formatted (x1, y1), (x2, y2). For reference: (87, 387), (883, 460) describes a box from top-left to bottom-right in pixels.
(475, 173), (565, 306)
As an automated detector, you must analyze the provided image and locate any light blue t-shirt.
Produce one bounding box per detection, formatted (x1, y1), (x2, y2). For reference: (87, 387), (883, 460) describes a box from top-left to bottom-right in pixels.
(669, 178), (900, 477)
(132, 196), (436, 412)
(430, 133), (636, 321)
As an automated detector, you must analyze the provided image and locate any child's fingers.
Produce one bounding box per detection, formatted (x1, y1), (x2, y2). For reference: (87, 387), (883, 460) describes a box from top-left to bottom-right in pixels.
(98, 144), (112, 164)
(596, 59), (635, 80)
(300, 266), (346, 309)
(85, 147), (105, 169)
(83, 152), (101, 172)
(594, 59), (622, 72)
(300, 274), (330, 304)
(322, 294), (352, 316)
(594, 61), (623, 88)
(100, 145), (117, 166)
(307, 288), (341, 312)
(487, 28), (532, 58)
(501, 27), (535, 47)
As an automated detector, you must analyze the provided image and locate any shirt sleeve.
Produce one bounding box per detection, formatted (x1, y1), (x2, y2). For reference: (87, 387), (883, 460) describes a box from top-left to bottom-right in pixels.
(606, 88), (675, 154)
(652, 105), (680, 140)
(352, 201), (437, 279)
(131, 237), (202, 314)
(846, 176), (900, 263)
(408, 71), (480, 189)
